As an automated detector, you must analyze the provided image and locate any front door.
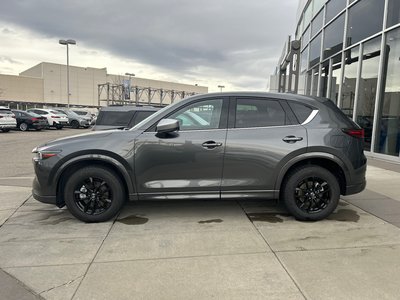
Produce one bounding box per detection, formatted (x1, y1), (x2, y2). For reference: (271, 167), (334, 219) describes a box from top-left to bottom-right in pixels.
(134, 97), (228, 200)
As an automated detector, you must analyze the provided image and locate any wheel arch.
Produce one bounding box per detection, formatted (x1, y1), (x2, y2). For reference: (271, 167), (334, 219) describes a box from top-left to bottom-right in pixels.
(54, 154), (136, 207)
(275, 153), (349, 197)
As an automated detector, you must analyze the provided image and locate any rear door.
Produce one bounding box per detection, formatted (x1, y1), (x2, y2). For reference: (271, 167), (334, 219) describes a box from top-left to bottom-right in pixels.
(221, 97), (308, 199)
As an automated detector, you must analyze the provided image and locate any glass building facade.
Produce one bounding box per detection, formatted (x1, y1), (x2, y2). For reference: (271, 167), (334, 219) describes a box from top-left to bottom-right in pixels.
(294, 0), (400, 160)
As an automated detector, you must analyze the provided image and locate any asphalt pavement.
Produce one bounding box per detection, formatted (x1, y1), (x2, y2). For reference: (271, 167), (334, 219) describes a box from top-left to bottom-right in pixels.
(1, 128), (400, 300)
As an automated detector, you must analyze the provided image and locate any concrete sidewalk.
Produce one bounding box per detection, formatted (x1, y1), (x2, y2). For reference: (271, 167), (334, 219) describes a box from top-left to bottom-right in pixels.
(1, 162), (400, 300)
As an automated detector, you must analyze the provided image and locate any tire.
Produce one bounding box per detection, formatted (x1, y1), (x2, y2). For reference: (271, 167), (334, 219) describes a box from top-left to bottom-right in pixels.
(55, 124), (63, 130)
(71, 120), (80, 129)
(64, 166), (126, 222)
(282, 165), (340, 221)
(19, 123), (28, 131)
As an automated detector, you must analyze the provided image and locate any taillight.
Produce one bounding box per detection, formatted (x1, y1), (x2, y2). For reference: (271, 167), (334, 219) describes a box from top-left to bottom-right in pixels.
(32, 118), (38, 121)
(51, 115), (60, 118)
(342, 128), (364, 139)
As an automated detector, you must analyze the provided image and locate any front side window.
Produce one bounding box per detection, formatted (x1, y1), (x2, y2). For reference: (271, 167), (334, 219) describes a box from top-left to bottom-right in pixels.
(169, 99), (223, 131)
(235, 98), (287, 128)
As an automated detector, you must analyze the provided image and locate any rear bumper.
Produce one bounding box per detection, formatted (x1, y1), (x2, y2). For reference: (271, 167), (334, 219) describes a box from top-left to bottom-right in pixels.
(345, 180), (366, 195)
(0, 124), (16, 129)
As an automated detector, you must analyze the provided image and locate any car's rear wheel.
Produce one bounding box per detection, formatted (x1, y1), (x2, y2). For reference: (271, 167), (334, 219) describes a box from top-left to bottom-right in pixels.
(71, 120), (79, 129)
(19, 122), (28, 131)
(64, 166), (126, 222)
(282, 165), (340, 221)
(55, 124), (63, 130)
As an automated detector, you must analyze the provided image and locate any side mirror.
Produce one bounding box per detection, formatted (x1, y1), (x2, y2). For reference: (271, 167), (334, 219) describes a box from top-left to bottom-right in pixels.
(156, 119), (180, 134)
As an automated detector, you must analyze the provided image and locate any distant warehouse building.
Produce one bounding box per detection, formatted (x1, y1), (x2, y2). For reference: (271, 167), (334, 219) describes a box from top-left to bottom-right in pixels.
(271, 0), (400, 161)
(0, 62), (207, 109)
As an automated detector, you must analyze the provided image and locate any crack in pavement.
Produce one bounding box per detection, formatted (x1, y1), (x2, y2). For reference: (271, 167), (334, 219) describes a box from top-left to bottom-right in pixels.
(38, 275), (84, 296)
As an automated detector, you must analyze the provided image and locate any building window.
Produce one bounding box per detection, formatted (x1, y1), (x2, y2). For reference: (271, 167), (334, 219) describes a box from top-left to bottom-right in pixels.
(303, 2), (313, 31)
(313, 0), (326, 18)
(311, 67), (319, 96)
(309, 32), (322, 67)
(311, 9), (324, 38)
(376, 28), (400, 156)
(323, 13), (345, 59)
(325, 0), (346, 24)
(341, 46), (359, 119)
(330, 54), (342, 104)
(347, 0), (385, 47)
(301, 47), (309, 73)
(355, 36), (381, 151)
(387, 0), (400, 29)
(320, 61), (329, 97)
(302, 26), (310, 49)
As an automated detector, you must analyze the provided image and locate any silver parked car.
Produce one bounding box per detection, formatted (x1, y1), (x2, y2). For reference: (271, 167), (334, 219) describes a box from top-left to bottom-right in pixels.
(32, 92), (366, 222)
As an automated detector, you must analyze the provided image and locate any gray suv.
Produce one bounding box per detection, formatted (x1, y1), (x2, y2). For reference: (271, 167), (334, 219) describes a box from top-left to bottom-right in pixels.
(32, 92), (366, 222)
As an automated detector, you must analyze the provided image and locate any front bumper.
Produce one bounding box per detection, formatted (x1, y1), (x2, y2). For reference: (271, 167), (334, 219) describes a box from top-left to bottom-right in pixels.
(32, 176), (57, 205)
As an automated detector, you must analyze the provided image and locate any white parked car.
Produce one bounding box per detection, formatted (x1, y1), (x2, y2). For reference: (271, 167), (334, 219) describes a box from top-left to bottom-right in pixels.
(27, 108), (69, 129)
(0, 106), (17, 132)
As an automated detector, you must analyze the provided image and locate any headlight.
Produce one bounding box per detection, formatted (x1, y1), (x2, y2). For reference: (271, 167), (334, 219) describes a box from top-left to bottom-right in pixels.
(32, 147), (62, 161)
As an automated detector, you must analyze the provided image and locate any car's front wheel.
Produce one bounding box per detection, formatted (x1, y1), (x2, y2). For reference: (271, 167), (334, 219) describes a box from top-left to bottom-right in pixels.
(282, 165), (340, 221)
(64, 166), (126, 222)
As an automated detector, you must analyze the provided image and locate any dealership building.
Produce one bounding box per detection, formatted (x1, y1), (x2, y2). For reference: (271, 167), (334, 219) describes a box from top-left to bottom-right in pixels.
(271, 0), (400, 161)
(0, 62), (207, 109)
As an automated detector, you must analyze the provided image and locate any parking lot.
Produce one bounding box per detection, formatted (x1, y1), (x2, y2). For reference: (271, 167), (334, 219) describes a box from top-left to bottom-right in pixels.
(1, 129), (400, 299)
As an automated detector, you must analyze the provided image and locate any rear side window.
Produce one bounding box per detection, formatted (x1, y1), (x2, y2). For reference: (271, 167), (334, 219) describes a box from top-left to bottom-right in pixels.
(235, 98), (288, 128)
(288, 102), (313, 124)
(97, 111), (134, 126)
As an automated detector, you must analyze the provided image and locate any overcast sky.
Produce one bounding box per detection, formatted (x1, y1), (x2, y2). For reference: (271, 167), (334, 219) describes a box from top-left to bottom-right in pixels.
(0, 0), (298, 92)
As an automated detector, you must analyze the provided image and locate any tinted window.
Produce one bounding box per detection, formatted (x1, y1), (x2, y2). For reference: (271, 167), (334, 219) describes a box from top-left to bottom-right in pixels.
(323, 13), (345, 59)
(133, 111), (155, 125)
(326, 0), (346, 24)
(288, 102), (313, 124)
(311, 9), (324, 37)
(309, 33), (322, 67)
(347, 0), (384, 46)
(169, 99), (223, 131)
(97, 111), (134, 126)
(387, 0), (400, 28)
(235, 99), (287, 128)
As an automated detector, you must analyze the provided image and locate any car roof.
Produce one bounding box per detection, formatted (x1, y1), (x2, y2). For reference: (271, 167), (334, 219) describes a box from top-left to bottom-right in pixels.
(186, 92), (328, 107)
(99, 105), (160, 112)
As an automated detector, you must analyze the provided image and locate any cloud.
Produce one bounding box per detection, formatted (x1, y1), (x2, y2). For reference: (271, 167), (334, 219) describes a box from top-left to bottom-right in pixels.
(0, 0), (298, 91)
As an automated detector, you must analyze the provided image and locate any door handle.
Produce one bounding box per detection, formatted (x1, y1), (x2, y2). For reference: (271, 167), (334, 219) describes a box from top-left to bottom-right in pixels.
(282, 136), (303, 143)
(202, 141), (223, 149)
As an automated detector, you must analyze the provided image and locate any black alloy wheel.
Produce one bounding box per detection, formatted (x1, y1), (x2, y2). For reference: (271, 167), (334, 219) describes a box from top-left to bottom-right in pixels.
(74, 177), (113, 215)
(71, 120), (80, 129)
(294, 177), (330, 213)
(282, 165), (340, 221)
(64, 166), (125, 222)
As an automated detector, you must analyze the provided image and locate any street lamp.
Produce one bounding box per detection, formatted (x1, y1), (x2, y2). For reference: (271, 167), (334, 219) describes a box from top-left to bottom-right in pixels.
(59, 39), (76, 108)
(218, 85), (225, 92)
(125, 73), (135, 104)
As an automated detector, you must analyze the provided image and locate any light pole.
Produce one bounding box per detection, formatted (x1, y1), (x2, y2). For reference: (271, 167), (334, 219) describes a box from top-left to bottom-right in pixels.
(218, 85), (225, 92)
(125, 72), (135, 104)
(59, 39), (76, 108)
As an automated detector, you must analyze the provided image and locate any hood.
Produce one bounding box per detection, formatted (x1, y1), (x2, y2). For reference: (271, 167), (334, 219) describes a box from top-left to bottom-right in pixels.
(37, 129), (128, 149)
